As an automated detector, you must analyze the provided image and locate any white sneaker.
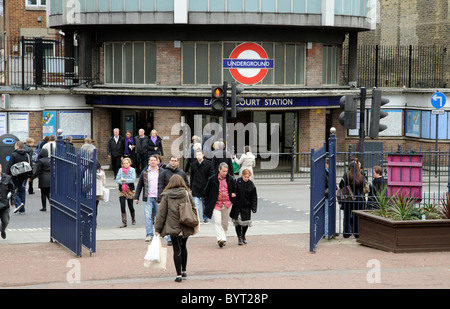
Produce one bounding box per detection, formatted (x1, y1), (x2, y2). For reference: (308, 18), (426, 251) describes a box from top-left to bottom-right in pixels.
(145, 235), (152, 242)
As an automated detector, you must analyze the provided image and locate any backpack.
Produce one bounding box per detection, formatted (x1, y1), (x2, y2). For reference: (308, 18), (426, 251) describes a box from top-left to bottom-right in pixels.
(32, 148), (40, 163)
(10, 154), (33, 177)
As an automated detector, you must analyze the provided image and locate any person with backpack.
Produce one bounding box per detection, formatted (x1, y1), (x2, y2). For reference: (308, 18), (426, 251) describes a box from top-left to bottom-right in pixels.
(6, 141), (32, 214)
(30, 148), (50, 211)
(24, 138), (35, 194)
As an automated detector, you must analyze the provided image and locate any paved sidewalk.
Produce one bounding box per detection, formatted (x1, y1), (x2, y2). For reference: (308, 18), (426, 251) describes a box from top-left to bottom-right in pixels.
(1, 229), (449, 290)
(0, 173), (448, 291)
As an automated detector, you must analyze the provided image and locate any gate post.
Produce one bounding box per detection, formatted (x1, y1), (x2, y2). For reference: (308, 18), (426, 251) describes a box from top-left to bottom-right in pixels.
(327, 129), (337, 238)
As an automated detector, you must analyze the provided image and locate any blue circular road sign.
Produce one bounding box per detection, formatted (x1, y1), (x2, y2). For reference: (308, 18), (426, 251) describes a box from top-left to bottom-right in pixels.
(431, 92), (447, 109)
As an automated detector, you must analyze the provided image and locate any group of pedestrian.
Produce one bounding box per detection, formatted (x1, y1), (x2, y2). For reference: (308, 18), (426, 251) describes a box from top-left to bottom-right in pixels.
(337, 158), (386, 238)
(107, 128), (164, 178)
(0, 137), (53, 240)
(109, 128), (259, 282)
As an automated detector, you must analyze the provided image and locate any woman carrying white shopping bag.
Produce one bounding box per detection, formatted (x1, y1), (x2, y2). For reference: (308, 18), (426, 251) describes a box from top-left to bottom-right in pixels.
(154, 174), (198, 283)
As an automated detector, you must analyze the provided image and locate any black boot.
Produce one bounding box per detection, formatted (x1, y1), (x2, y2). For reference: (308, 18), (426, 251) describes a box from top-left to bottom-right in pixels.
(235, 225), (243, 245)
(242, 226), (248, 244)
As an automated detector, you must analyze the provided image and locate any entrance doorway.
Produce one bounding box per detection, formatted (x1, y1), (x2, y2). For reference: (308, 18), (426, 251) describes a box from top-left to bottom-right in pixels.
(110, 109), (154, 137)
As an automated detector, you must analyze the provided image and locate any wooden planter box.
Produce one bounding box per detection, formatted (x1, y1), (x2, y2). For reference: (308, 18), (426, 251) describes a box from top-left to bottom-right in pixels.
(353, 210), (450, 253)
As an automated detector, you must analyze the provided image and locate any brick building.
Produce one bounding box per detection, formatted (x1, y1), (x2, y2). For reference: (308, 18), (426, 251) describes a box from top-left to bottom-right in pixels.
(2, 0), (448, 172)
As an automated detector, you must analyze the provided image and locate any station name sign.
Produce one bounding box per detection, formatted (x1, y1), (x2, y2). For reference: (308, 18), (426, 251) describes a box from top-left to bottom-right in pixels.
(88, 95), (340, 108)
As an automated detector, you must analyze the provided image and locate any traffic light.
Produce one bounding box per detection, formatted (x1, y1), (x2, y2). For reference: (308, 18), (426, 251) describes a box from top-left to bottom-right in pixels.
(231, 82), (245, 118)
(369, 88), (389, 139)
(211, 85), (225, 112)
(338, 95), (357, 129)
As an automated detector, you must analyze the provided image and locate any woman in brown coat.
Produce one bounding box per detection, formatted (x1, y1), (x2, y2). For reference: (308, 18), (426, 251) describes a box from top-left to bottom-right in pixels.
(155, 174), (197, 283)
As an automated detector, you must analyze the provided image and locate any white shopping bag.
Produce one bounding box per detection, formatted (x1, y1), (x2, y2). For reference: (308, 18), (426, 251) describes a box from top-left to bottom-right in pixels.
(144, 235), (161, 262)
(102, 188), (110, 202)
(144, 236), (167, 270)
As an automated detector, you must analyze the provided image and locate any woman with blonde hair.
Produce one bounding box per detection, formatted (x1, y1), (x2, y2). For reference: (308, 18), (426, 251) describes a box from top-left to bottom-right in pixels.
(155, 174), (197, 283)
(230, 169), (258, 245)
(115, 157), (136, 228)
(147, 129), (164, 157)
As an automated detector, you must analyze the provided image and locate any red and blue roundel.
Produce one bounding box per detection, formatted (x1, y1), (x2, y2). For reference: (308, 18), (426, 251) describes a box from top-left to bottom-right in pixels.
(223, 42), (274, 85)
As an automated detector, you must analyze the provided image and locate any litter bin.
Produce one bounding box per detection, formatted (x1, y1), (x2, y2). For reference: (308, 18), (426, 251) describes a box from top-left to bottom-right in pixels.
(0, 134), (19, 171)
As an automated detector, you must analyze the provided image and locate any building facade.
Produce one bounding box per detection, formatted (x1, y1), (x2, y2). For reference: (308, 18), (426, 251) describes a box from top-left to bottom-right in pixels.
(1, 0), (448, 172)
(45, 0), (376, 166)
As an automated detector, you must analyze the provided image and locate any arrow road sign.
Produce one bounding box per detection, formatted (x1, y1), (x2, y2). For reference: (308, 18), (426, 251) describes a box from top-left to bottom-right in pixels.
(431, 92), (446, 109)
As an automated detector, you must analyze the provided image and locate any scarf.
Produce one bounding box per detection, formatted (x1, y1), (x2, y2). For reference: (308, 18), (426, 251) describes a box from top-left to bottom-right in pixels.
(151, 135), (157, 145)
(124, 137), (134, 155)
(121, 167), (130, 192)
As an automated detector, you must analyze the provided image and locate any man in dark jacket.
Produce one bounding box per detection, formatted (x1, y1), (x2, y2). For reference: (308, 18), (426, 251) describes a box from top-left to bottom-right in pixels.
(134, 128), (148, 176)
(0, 163), (16, 239)
(190, 150), (213, 223)
(107, 128), (124, 179)
(6, 141), (31, 214)
(203, 162), (236, 247)
(157, 156), (189, 203)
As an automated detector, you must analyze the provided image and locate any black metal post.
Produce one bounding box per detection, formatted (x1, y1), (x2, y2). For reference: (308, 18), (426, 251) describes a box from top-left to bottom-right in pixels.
(374, 45), (379, 88)
(359, 87), (366, 161)
(408, 45), (412, 88)
(21, 36), (25, 90)
(222, 81), (228, 159)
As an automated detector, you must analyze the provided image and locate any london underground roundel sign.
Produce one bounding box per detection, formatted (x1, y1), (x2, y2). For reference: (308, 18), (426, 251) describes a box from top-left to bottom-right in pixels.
(223, 42), (274, 85)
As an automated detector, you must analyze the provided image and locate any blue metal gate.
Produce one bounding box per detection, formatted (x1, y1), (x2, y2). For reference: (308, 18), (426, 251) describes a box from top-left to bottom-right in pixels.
(310, 133), (337, 252)
(50, 136), (97, 257)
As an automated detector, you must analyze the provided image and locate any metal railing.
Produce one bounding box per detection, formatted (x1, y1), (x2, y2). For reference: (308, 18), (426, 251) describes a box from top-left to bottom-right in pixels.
(343, 45), (448, 88)
(1, 36), (99, 88)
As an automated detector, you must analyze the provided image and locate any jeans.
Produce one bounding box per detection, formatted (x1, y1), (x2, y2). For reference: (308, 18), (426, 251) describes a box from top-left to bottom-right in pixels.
(13, 179), (26, 213)
(144, 197), (158, 237)
(193, 196), (208, 221)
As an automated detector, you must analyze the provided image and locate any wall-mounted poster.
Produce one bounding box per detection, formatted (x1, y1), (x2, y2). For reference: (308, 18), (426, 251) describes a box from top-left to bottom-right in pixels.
(8, 112), (29, 142)
(405, 110), (421, 138)
(0, 113), (7, 136)
(59, 111), (91, 139)
(42, 111), (57, 137)
(379, 110), (402, 137)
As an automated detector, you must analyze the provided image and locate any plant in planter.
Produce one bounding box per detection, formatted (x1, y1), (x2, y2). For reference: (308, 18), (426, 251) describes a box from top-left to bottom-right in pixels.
(440, 193), (450, 219)
(353, 189), (450, 253)
(389, 191), (417, 220)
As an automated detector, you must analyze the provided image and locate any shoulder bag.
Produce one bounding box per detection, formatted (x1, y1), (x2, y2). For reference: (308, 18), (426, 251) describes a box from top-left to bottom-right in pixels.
(179, 190), (199, 228)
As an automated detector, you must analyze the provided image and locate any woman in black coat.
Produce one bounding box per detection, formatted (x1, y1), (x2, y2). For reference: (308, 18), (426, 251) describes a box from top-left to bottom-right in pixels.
(30, 148), (51, 211)
(230, 169), (258, 245)
(147, 129), (164, 157)
(338, 161), (365, 238)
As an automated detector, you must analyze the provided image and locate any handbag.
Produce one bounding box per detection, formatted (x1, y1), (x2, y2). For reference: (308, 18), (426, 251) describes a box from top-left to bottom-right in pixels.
(363, 180), (370, 194)
(232, 161), (240, 174)
(337, 176), (356, 203)
(179, 191), (199, 228)
(10, 154), (32, 177)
